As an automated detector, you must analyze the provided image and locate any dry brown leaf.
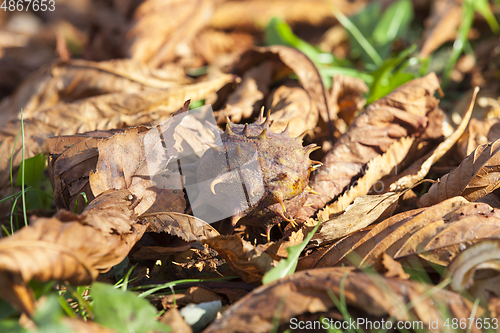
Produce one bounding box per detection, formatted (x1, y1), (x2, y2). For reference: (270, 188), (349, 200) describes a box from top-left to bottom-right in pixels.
(0, 74), (234, 206)
(446, 239), (500, 304)
(204, 267), (482, 333)
(320, 136), (415, 216)
(390, 86), (478, 192)
(422, 139), (500, 206)
(457, 118), (500, 160)
(231, 46), (331, 130)
(312, 191), (407, 247)
(0, 189), (146, 313)
(419, 0), (463, 57)
(308, 73), (442, 213)
(203, 235), (276, 283)
(29, 74), (234, 133)
(89, 126), (186, 216)
(209, 0), (365, 31)
(217, 61), (274, 123)
(378, 252), (410, 280)
(160, 308), (193, 333)
(266, 80), (319, 138)
(126, 0), (216, 67)
(0, 58), (189, 125)
(142, 212), (219, 241)
(329, 74), (368, 132)
(47, 131), (120, 213)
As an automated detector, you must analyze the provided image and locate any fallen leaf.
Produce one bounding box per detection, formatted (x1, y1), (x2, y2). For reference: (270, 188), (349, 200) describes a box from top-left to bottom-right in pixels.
(125, 0), (216, 67)
(445, 239), (500, 304)
(266, 80), (319, 138)
(309, 73), (442, 212)
(231, 46), (331, 133)
(89, 126), (186, 216)
(0, 189), (146, 313)
(203, 235), (276, 283)
(217, 61), (274, 123)
(422, 139), (500, 206)
(48, 130), (119, 213)
(160, 308), (193, 333)
(378, 252), (410, 279)
(1, 58), (190, 125)
(204, 267), (482, 333)
(390, 86), (478, 192)
(142, 212), (219, 241)
(329, 74), (368, 131)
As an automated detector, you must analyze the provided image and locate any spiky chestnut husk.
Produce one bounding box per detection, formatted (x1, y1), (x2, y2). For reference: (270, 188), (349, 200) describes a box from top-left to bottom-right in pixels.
(191, 110), (320, 235)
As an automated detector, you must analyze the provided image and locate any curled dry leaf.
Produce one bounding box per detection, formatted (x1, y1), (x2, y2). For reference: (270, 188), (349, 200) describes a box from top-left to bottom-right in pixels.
(0, 189), (146, 313)
(421, 139), (500, 206)
(126, 0), (216, 67)
(307, 73), (442, 214)
(30, 74), (234, 134)
(329, 74), (368, 132)
(419, 0), (463, 57)
(217, 61), (274, 123)
(204, 267), (482, 333)
(1, 58), (189, 125)
(266, 80), (319, 138)
(89, 125), (186, 216)
(231, 46), (330, 130)
(142, 212), (219, 241)
(446, 239), (500, 304)
(47, 130), (120, 213)
(203, 235), (276, 283)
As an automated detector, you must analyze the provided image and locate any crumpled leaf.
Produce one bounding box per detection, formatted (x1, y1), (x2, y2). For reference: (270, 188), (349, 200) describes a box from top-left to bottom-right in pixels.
(217, 61), (274, 123)
(142, 212), (219, 242)
(89, 125), (186, 216)
(421, 139), (500, 206)
(378, 252), (410, 280)
(266, 80), (319, 138)
(446, 239), (500, 304)
(306, 73), (442, 215)
(1, 58), (189, 125)
(204, 267), (482, 333)
(329, 74), (368, 133)
(47, 130), (120, 213)
(0, 189), (146, 314)
(203, 235), (276, 283)
(231, 45), (331, 129)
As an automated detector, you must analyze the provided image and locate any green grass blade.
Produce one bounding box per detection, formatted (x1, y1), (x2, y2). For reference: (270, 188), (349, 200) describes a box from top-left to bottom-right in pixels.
(332, 8), (383, 66)
(474, 0), (500, 33)
(20, 109), (27, 227)
(442, 0), (475, 86)
(262, 221), (321, 284)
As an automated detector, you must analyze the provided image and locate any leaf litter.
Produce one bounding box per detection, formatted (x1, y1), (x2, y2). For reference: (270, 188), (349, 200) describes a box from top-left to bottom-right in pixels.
(1, 1), (500, 332)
